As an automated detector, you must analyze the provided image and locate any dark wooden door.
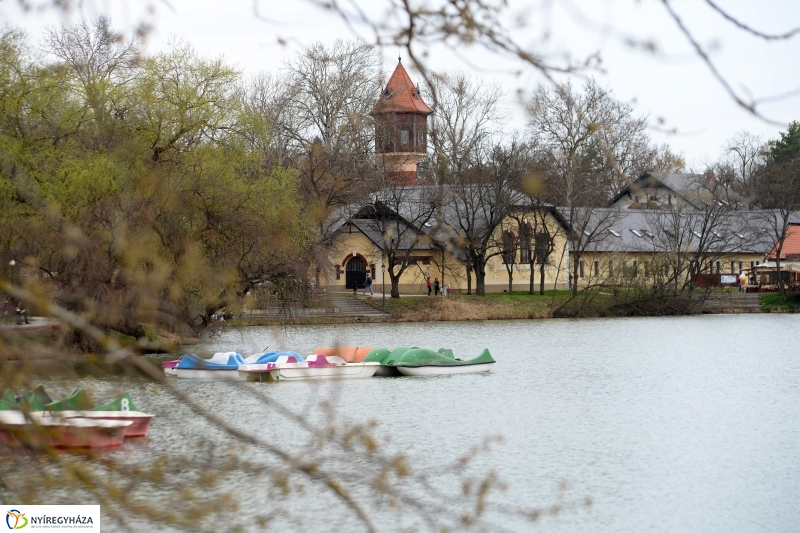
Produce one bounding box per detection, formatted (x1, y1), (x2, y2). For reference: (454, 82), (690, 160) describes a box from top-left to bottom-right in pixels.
(346, 256), (366, 289)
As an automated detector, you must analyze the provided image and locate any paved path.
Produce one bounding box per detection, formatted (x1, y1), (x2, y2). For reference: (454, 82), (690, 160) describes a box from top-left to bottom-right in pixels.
(0, 317), (58, 329)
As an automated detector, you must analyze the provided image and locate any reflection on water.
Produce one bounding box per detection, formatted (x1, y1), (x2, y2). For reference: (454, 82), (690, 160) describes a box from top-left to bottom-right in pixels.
(40, 315), (800, 532)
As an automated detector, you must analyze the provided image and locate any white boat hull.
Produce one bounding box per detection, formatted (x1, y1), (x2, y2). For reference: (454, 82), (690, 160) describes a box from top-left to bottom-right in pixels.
(272, 363), (379, 381)
(0, 411), (132, 448)
(239, 362), (380, 381)
(395, 362), (494, 376)
(175, 368), (245, 380)
(163, 367), (177, 377)
(37, 411), (154, 437)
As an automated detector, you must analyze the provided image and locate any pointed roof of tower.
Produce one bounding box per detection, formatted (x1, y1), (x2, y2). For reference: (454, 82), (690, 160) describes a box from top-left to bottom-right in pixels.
(371, 60), (433, 116)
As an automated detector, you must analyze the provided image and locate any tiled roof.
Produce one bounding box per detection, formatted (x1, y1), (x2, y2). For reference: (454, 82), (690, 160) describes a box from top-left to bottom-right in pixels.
(768, 224), (800, 259)
(559, 207), (778, 254)
(371, 61), (433, 116)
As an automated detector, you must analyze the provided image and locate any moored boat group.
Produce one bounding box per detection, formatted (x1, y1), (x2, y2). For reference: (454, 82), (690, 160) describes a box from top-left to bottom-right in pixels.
(0, 347), (494, 451)
(0, 387), (153, 449)
(163, 345), (496, 381)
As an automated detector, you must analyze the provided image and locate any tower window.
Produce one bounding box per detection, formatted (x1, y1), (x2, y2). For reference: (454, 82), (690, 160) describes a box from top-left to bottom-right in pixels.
(400, 130), (409, 145)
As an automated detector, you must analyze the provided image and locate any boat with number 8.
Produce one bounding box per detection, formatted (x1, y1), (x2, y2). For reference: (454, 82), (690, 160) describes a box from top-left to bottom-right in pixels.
(41, 390), (154, 437)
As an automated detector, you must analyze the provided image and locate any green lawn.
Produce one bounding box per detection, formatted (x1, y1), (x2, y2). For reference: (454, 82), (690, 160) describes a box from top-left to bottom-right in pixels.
(760, 292), (799, 312)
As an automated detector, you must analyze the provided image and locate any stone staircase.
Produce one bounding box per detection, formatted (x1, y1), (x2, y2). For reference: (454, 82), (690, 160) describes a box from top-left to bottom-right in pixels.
(701, 293), (762, 313)
(328, 297), (390, 318)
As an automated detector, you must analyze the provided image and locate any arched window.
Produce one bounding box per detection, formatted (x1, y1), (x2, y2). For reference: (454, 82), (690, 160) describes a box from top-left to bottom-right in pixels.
(502, 230), (517, 265)
(519, 223), (532, 264)
(345, 256), (367, 289)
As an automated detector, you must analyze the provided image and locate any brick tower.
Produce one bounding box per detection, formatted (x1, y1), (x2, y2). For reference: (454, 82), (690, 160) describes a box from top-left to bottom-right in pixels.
(371, 59), (432, 186)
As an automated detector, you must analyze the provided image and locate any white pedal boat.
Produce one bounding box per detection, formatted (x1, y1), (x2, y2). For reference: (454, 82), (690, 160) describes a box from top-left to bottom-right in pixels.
(396, 362), (495, 376)
(0, 411), (132, 448)
(238, 354), (380, 382)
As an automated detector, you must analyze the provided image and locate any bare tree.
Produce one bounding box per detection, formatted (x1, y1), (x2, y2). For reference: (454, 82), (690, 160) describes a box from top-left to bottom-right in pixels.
(426, 71), (505, 186)
(441, 141), (525, 296)
(366, 185), (441, 298)
(274, 40), (383, 285)
(723, 131), (764, 207)
(526, 79), (656, 205)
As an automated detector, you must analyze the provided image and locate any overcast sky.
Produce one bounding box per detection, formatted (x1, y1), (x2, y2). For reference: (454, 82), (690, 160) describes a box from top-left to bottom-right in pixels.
(5, 0), (800, 169)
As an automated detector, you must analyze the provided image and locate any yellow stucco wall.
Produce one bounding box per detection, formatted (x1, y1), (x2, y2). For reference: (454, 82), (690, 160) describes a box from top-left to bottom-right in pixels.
(325, 210), (573, 293)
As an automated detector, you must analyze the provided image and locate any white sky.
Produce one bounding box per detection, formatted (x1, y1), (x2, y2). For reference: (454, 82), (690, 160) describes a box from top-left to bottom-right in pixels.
(4, 0), (800, 168)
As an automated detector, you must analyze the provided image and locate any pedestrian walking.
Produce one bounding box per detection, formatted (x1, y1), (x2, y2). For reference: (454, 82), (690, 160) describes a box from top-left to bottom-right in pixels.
(426, 277), (432, 296)
(363, 274), (374, 295)
(434, 278), (440, 296)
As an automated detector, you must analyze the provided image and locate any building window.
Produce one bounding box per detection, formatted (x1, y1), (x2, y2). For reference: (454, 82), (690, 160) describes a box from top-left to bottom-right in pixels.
(579, 260), (585, 278)
(608, 261), (614, 276)
(416, 129), (425, 149)
(594, 260), (599, 276)
(739, 261), (743, 272)
(502, 230), (516, 265)
(730, 261), (735, 274)
(715, 261), (721, 274)
(519, 224), (532, 264)
(534, 232), (550, 264)
(632, 261), (638, 278)
(400, 129), (410, 145)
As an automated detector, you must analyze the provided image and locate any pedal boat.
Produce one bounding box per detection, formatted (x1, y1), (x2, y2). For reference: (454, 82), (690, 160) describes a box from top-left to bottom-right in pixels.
(392, 348), (495, 376)
(0, 410), (132, 448)
(238, 354), (379, 382)
(41, 390), (154, 437)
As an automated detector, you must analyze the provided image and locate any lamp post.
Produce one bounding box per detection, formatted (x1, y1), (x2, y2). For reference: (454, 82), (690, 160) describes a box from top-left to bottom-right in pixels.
(381, 262), (386, 311)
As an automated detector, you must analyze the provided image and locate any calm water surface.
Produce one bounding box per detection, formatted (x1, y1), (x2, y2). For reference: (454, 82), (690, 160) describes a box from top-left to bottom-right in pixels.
(49, 314), (800, 531)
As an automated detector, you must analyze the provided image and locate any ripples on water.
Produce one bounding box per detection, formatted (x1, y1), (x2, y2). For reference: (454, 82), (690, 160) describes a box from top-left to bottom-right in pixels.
(39, 314), (800, 532)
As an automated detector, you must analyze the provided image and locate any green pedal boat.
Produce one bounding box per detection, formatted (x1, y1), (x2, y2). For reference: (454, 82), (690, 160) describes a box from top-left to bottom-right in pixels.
(364, 347), (495, 376)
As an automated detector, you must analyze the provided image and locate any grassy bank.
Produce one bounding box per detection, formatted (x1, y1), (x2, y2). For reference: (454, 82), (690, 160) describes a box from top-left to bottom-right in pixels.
(760, 293), (800, 313)
(363, 291), (576, 322)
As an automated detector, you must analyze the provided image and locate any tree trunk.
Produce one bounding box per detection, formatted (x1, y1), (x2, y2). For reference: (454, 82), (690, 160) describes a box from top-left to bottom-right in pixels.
(776, 259), (787, 299)
(507, 268), (513, 294)
(539, 262), (546, 295)
(389, 270), (400, 298)
(571, 257), (579, 297)
(466, 261), (472, 295)
(529, 262), (535, 294)
(474, 257), (486, 296)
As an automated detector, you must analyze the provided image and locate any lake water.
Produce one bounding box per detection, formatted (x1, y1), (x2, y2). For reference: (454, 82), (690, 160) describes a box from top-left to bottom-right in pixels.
(40, 314), (800, 532)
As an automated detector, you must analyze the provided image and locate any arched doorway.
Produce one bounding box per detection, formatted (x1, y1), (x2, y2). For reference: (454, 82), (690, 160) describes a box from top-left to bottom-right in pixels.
(345, 256), (367, 289)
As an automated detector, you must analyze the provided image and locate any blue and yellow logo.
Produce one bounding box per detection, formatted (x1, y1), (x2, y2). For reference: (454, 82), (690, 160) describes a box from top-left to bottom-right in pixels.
(5, 510), (27, 530)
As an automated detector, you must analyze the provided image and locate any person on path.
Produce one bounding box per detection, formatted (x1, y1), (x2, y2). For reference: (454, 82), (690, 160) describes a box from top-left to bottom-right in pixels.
(739, 271), (748, 293)
(446, 284), (451, 296)
(363, 274), (374, 295)
(426, 277), (432, 296)
(434, 278), (440, 296)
